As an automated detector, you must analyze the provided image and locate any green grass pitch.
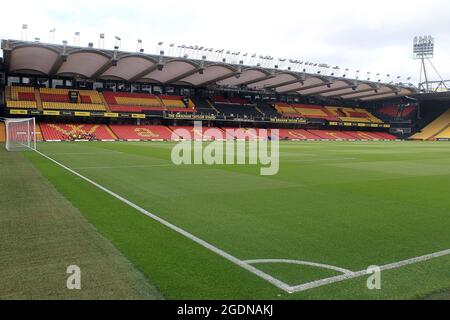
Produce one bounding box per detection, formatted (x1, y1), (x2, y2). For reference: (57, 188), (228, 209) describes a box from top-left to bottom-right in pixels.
(8, 140), (450, 299)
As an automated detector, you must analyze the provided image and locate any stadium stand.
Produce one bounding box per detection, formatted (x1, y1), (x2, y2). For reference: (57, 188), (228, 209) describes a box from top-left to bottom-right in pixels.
(103, 91), (163, 113)
(40, 123), (116, 141)
(274, 129), (320, 140)
(377, 105), (416, 120)
(434, 126), (450, 139)
(190, 97), (218, 114)
(169, 126), (226, 140)
(256, 101), (280, 117)
(221, 127), (272, 140)
(159, 95), (196, 112)
(109, 125), (174, 140)
(213, 103), (263, 118)
(294, 104), (338, 121)
(326, 106), (382, 123)
(39, 88), (106, 111)
(410, 109), (450, 140)
(211, 96), (263, 118)
(6, 86), (38, 109)
(378, 105), (400, 118)
(274, 103), (302, 118)
(308, 129), (356, 140)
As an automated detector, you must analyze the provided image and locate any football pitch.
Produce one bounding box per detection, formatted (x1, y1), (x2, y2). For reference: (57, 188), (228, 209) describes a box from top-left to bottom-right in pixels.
(15, 141), (450, 299)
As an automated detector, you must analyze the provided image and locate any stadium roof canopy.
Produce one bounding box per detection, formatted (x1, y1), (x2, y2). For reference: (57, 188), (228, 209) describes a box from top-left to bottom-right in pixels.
(1, 39), (417, 101)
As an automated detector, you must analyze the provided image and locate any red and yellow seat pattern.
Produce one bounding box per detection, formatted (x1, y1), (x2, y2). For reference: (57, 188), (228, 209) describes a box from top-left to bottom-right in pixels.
(326, 107), (382, 123)
(103, 92), (163, 113)
(274, 103), (301, 118)
(6, 86), (37, 109)
(291, 104), (339, 121)
(40, 123), (116, 141)
(273, 129), (320, 140)
(160, 95), (196, 112)
(109, 125), (174, 140)
(40, 88), (106, 111)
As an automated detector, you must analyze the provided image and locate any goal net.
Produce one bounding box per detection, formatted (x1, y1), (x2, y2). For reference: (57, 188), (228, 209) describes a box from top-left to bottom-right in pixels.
(3, 118), (37, 151)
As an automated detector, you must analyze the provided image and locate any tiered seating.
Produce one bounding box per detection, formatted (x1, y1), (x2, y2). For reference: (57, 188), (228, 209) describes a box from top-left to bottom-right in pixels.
(211, 96), (230, 103)
(229, 97), (250, 104)
(434, 127), (450, 140)
(109, 125), (174, 140)
(42, 102), (106, 111)
(221, 127), (273, 140)
(191, 97), (218, 114)
(40, 88), (106, 111)
(410, 109), (450, 140)
(308, 129), (355, 140)
(40, 88), (103, 104)
(326, 106), (382, 123)
(256, 101), (279, 117)
(10, 86), (36, 101)
(372, 132), (397, 140)
(274, 103), (301, 118)
(160, 95), (196, 112)
(213, 103), (263, 118)
(169, 126), (226, 140)
(273, 129), (320, 140)
(6, 100), (38, 109)
(103, 91), (164, 113)
(401, 105), (416, 118)
(378, 105), (400, 118)
(292, 104), (338, 121)
(6, 86), (37, 109)
(40, 123), (116, 141)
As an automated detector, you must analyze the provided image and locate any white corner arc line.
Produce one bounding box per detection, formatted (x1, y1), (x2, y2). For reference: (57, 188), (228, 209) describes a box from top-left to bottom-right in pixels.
(289, 248), (450, 293)
(34, 150), (293, 293)
(33, 149), (450, 295)
(244, 259), (353, 274)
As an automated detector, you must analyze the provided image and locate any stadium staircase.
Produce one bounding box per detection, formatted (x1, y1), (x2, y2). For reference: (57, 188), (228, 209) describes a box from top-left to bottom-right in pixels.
(190, 97), (218, 114)
(99, 92), (112, 112)
(256, 101), (279, 117)
(34, 89), (43, 111)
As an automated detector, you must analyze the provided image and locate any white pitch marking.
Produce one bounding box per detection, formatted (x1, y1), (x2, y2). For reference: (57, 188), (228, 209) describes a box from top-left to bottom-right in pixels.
(33, 149), (450, 295)
(34, 150), (293, 293)
(244, 259), (353, 275)
(289, 248), (450, 293)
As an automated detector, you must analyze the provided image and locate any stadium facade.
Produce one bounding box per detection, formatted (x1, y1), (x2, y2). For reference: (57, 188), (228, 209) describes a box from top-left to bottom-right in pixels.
(0, 39), (449, 142)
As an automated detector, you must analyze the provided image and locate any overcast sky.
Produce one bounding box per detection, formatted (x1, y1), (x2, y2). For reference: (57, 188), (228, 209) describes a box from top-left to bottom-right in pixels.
(1, 0), (450, 85)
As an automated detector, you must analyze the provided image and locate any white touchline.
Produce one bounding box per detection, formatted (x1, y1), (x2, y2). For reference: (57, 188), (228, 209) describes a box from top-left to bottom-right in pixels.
(34, 149), (450, 295)
(34, 150), (292, 293)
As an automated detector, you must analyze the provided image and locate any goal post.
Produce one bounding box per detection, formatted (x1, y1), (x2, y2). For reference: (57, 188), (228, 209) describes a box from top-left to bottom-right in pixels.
(2, 117), (37, 151)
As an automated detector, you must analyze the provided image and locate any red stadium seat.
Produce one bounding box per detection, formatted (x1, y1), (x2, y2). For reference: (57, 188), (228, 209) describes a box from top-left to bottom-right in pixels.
(109, 125), (174, 140)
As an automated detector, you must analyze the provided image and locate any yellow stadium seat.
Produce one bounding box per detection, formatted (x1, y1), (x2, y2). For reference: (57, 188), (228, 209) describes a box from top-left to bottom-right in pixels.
(42, 102), (106, 111)
(411, 109), (450, 140)
(6, 100), (37, 109)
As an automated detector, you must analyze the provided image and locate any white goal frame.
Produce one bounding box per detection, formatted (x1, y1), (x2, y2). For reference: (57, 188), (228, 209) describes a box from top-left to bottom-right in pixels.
(2, 117), (37, 152)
